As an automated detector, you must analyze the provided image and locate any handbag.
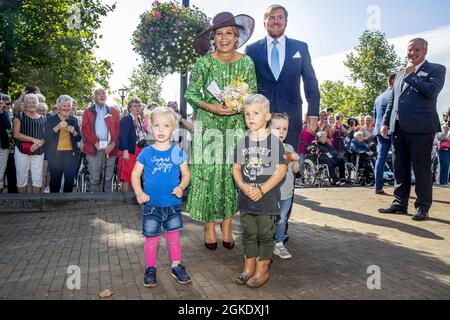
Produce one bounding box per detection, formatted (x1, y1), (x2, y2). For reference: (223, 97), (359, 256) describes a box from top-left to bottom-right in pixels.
(22, 141), (33, 155)
(440, 139), (450, 150)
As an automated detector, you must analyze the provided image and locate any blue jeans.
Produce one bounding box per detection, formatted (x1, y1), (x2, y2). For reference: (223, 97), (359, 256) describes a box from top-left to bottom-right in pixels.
(438, 149), (450, 185)
(274, 198), (293, 244)
(375, 135), (392, 191)
(142, 204), (183, 237)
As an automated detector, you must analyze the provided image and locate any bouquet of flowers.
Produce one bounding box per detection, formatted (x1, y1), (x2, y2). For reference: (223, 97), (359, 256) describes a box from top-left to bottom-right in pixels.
(132, 1), (210, 76)
(207, 78), (250, 113)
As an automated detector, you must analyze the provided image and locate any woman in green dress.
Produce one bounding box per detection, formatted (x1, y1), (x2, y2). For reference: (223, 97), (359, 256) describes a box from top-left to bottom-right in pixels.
(185, 12), (257, 250)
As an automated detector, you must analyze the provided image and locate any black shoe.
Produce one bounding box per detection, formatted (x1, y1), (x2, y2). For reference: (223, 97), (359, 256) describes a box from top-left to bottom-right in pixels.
(412, 210), (429, 221)
(205, 242), (218, 250)
(222, 240), (235, 250)
(378, 206), (408, 215)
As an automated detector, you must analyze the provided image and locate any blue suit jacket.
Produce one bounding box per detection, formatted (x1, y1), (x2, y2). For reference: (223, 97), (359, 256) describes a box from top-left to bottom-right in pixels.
(383, 61), (446, 134)
(119, 114), (139, 154)
(373, 87), (393, 136)
(245, 37), (320, 132)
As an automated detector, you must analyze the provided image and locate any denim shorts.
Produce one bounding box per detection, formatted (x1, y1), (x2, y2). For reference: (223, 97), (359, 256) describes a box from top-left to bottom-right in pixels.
(142, 204), (183, 237)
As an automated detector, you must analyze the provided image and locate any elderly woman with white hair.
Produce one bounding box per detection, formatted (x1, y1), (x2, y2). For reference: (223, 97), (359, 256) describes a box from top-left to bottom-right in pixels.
(360, 115), (376, 144)
(43, 95), (81, 193)
(13, 93), (46, 193)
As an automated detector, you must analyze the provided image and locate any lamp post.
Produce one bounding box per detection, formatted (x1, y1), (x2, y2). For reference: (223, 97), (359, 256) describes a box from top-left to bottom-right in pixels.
(118, 88), (128, 113)
(179, 0), (190, 120)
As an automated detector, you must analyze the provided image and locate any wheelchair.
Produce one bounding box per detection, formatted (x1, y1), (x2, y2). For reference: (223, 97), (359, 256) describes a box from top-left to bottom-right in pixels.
(300, 145), (333, 188)
(345, 149), (376, 186)
(76, 155), (121, 192)
(76, 155), (89, 193)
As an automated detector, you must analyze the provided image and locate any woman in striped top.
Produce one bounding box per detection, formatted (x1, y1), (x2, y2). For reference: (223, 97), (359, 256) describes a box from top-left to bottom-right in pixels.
(13, 93), (46, 193)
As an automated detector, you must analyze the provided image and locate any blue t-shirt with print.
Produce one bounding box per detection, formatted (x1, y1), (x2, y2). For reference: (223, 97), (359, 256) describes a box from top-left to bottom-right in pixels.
(137, 144), (188, 207)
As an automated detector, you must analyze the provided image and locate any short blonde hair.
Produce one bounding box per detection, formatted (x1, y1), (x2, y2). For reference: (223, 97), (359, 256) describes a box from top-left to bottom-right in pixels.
(150, 106), (178, 128)
(264, 4), (288, 21)
(355, 131), (364, 139)
(244, 94), (270, 112)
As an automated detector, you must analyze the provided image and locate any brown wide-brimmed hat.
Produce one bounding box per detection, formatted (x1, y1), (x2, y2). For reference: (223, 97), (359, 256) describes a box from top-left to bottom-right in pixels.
(194, 12), (255, 55)
(347, 117), (359, 126)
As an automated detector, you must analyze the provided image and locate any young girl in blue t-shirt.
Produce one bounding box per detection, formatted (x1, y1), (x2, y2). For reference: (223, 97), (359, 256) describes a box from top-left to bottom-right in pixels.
(131, 107), (191, 288)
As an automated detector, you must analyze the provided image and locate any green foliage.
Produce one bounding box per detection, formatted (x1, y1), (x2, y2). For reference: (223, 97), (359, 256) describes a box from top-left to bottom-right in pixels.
(0, 0), (115, 107)
(320, 80), (371, 116)
(344, 30), (406, 112)
(126, 63), (164, 105)
(132, 0), (210, 76)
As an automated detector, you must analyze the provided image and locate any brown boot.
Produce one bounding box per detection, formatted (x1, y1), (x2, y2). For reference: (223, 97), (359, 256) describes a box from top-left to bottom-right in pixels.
(246, 259), (271, 288)
(235, 257), (256, 285)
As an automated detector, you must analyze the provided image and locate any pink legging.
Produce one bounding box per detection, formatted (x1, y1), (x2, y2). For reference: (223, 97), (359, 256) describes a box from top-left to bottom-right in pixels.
(144, 231), (182, 267)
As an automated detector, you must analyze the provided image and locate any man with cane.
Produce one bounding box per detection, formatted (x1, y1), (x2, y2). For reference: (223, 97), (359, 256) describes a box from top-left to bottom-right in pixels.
(81, 89), (120, 192)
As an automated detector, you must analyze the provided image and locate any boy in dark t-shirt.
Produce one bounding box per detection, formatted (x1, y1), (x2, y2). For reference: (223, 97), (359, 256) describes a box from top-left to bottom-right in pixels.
(233, 94), (287, 289)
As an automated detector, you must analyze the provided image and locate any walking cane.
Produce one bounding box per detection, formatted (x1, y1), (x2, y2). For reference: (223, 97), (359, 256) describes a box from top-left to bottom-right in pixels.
(102, 152), (108, 192)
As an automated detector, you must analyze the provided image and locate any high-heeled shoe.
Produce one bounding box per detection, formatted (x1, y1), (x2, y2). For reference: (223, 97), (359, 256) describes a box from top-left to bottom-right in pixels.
(220, 221), (235, 250)
(205, 242), (218, 250)
(204, 225), (217, 251)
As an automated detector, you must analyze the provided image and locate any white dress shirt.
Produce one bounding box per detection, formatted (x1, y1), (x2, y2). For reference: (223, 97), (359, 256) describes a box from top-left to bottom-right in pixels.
(266, 35), (286, 73)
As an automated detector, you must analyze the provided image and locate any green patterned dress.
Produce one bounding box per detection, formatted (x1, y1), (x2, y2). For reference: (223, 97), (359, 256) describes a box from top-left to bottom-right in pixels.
(185, 54), (257, 222)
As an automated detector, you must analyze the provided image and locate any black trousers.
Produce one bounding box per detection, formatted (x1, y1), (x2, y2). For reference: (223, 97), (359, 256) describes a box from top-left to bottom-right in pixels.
(48, 151), (79, 193)
(6, 152), (17, 193)
(392, 123), (434, 211)
(321, 157), (345, 183)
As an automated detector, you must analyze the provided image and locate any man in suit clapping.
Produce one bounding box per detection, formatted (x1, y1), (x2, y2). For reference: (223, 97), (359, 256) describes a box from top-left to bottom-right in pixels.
(379, 38), (446, 221)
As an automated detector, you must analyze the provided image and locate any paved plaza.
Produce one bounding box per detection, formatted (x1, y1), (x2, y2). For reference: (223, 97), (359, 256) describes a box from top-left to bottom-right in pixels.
(0, 186), (449, 300)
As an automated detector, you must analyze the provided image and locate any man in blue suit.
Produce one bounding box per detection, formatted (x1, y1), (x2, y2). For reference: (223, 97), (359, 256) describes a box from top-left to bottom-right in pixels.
(245, 4), (320, 251)
(373, 74), (396, 195)
(379, 38), (446, 221)
(245, 4), (320, 151)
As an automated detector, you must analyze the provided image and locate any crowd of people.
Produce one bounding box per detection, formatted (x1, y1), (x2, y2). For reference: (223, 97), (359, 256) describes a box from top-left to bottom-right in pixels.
(0, 4), (448, 290)
(0, 87), (193, 195)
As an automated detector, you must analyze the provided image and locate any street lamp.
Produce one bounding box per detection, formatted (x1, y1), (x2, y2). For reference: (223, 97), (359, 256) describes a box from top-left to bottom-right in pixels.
(179, 0), (190, 120)
(118, 88), (128, 113)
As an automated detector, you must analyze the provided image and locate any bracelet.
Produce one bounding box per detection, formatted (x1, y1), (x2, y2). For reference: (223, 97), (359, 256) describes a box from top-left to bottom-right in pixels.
(257, 185), (265, 196)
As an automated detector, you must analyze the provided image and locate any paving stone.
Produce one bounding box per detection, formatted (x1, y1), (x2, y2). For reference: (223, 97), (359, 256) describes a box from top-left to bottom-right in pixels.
(0, 187), (449, 299)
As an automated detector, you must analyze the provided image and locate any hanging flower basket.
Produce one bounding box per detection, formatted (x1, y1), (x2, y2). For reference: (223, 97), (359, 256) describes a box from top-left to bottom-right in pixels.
(132, 1), (210, 77)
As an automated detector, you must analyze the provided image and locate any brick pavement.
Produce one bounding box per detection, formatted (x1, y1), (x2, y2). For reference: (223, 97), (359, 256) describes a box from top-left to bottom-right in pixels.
(0, 186), (449, 300)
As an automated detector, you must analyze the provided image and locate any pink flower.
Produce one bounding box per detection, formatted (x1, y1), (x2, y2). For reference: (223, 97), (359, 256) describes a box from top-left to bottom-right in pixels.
(154, 12), (161, 19)
(140, 37), (146, 44)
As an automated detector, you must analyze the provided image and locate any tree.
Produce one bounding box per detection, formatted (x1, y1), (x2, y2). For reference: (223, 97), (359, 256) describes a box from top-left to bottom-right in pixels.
(126, 63), (164, 105)
(0, 0), (115, 106)
(344, 30), (406, 112)
(320, 80), (370, 116)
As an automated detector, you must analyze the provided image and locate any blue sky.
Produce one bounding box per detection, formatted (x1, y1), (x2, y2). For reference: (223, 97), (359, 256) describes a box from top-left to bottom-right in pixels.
(186, 0), (450, 56)
(97, 0), (450, 113)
